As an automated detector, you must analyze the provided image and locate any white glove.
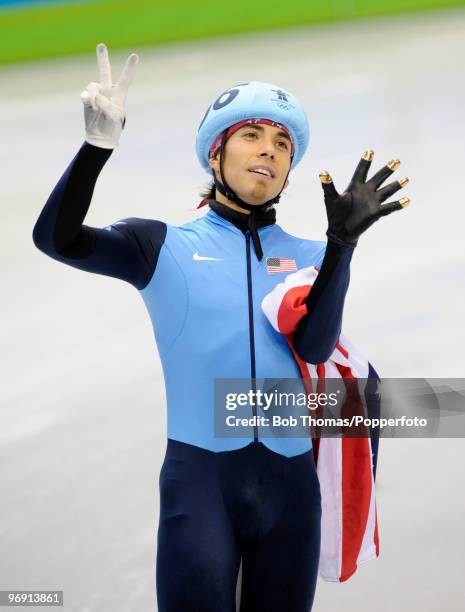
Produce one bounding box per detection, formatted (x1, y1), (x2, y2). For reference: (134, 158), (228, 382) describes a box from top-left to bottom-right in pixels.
(80, 42), (139, 149)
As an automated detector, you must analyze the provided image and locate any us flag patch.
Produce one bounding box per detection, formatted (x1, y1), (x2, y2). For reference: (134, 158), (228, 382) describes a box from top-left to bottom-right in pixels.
(266, 257), (297, 274)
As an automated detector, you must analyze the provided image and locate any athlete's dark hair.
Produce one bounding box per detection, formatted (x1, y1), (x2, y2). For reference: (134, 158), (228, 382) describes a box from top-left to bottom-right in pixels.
(199, 179), (215, 200)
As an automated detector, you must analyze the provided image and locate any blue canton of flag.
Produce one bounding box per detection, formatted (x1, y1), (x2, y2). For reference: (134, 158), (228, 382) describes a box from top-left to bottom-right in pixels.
(266, 257), (297, 274)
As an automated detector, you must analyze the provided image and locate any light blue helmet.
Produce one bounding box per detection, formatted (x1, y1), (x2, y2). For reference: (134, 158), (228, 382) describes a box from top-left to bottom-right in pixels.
(196, 81), (309, 174)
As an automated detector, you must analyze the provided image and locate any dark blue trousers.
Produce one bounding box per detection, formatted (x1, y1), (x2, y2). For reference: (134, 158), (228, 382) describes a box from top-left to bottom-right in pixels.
(156, 439), (321, 612)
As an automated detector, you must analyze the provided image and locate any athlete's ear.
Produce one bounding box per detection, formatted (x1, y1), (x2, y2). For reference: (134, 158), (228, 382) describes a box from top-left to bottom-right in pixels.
(209, 153), (220, 176)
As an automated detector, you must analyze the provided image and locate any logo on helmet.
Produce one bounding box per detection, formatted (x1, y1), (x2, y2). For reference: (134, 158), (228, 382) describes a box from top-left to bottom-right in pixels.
(270, 89), (294, 112)
(271, 89), (289, 102)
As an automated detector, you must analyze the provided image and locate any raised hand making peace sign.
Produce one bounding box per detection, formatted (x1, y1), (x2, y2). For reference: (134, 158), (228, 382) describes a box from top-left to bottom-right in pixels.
(80, 42), (139, 149)
(319, 150), (411, 247)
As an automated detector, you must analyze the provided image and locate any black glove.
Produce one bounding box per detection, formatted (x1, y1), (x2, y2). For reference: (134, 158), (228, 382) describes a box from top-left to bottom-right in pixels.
(320, 150), (410, 247)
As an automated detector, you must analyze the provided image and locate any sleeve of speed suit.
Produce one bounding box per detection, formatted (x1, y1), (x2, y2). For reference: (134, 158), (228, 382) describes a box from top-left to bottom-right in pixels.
(32, 142), (167, 290)
(293, 240), (354, 364)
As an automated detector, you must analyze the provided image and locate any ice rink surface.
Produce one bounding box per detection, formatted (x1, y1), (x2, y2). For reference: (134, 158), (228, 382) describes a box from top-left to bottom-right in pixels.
(1, 8), (465, 611)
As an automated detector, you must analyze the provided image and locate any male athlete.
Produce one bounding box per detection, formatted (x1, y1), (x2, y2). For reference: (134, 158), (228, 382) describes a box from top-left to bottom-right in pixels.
(33, 43), (409, 611)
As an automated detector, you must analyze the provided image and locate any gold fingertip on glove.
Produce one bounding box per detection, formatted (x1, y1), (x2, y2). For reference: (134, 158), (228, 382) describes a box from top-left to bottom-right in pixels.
(319, 171), (333, 184)
(362, 149), (374, 161)
(387, 158), (401, 171)
(399, 176), (409, 187)
(399, 197), (410, 208)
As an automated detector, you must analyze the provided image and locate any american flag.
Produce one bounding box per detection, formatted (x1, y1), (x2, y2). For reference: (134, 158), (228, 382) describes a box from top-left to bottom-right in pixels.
(266, 257), (297, 274)
(261, 265), (380, 583)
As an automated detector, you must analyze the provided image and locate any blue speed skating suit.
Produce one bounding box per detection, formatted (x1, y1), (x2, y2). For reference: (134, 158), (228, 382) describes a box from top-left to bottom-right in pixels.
(33, 142), (357, 612)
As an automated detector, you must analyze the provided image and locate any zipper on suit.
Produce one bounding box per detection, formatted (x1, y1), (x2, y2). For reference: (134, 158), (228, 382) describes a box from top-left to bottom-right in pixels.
(245, 231), (259, 443)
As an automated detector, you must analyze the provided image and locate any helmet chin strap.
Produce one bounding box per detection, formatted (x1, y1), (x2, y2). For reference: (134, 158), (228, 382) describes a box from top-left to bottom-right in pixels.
(211, 130), (293, 262)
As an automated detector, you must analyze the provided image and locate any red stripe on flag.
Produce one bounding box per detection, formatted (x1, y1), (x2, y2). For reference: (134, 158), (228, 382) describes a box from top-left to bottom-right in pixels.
(276, 285), (310, 333)
(338, 365), (373, 582)
(336, 342), (349, 359)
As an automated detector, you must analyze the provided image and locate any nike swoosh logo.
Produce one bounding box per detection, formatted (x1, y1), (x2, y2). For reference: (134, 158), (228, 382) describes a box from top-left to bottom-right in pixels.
(193, 251), (223, 261)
